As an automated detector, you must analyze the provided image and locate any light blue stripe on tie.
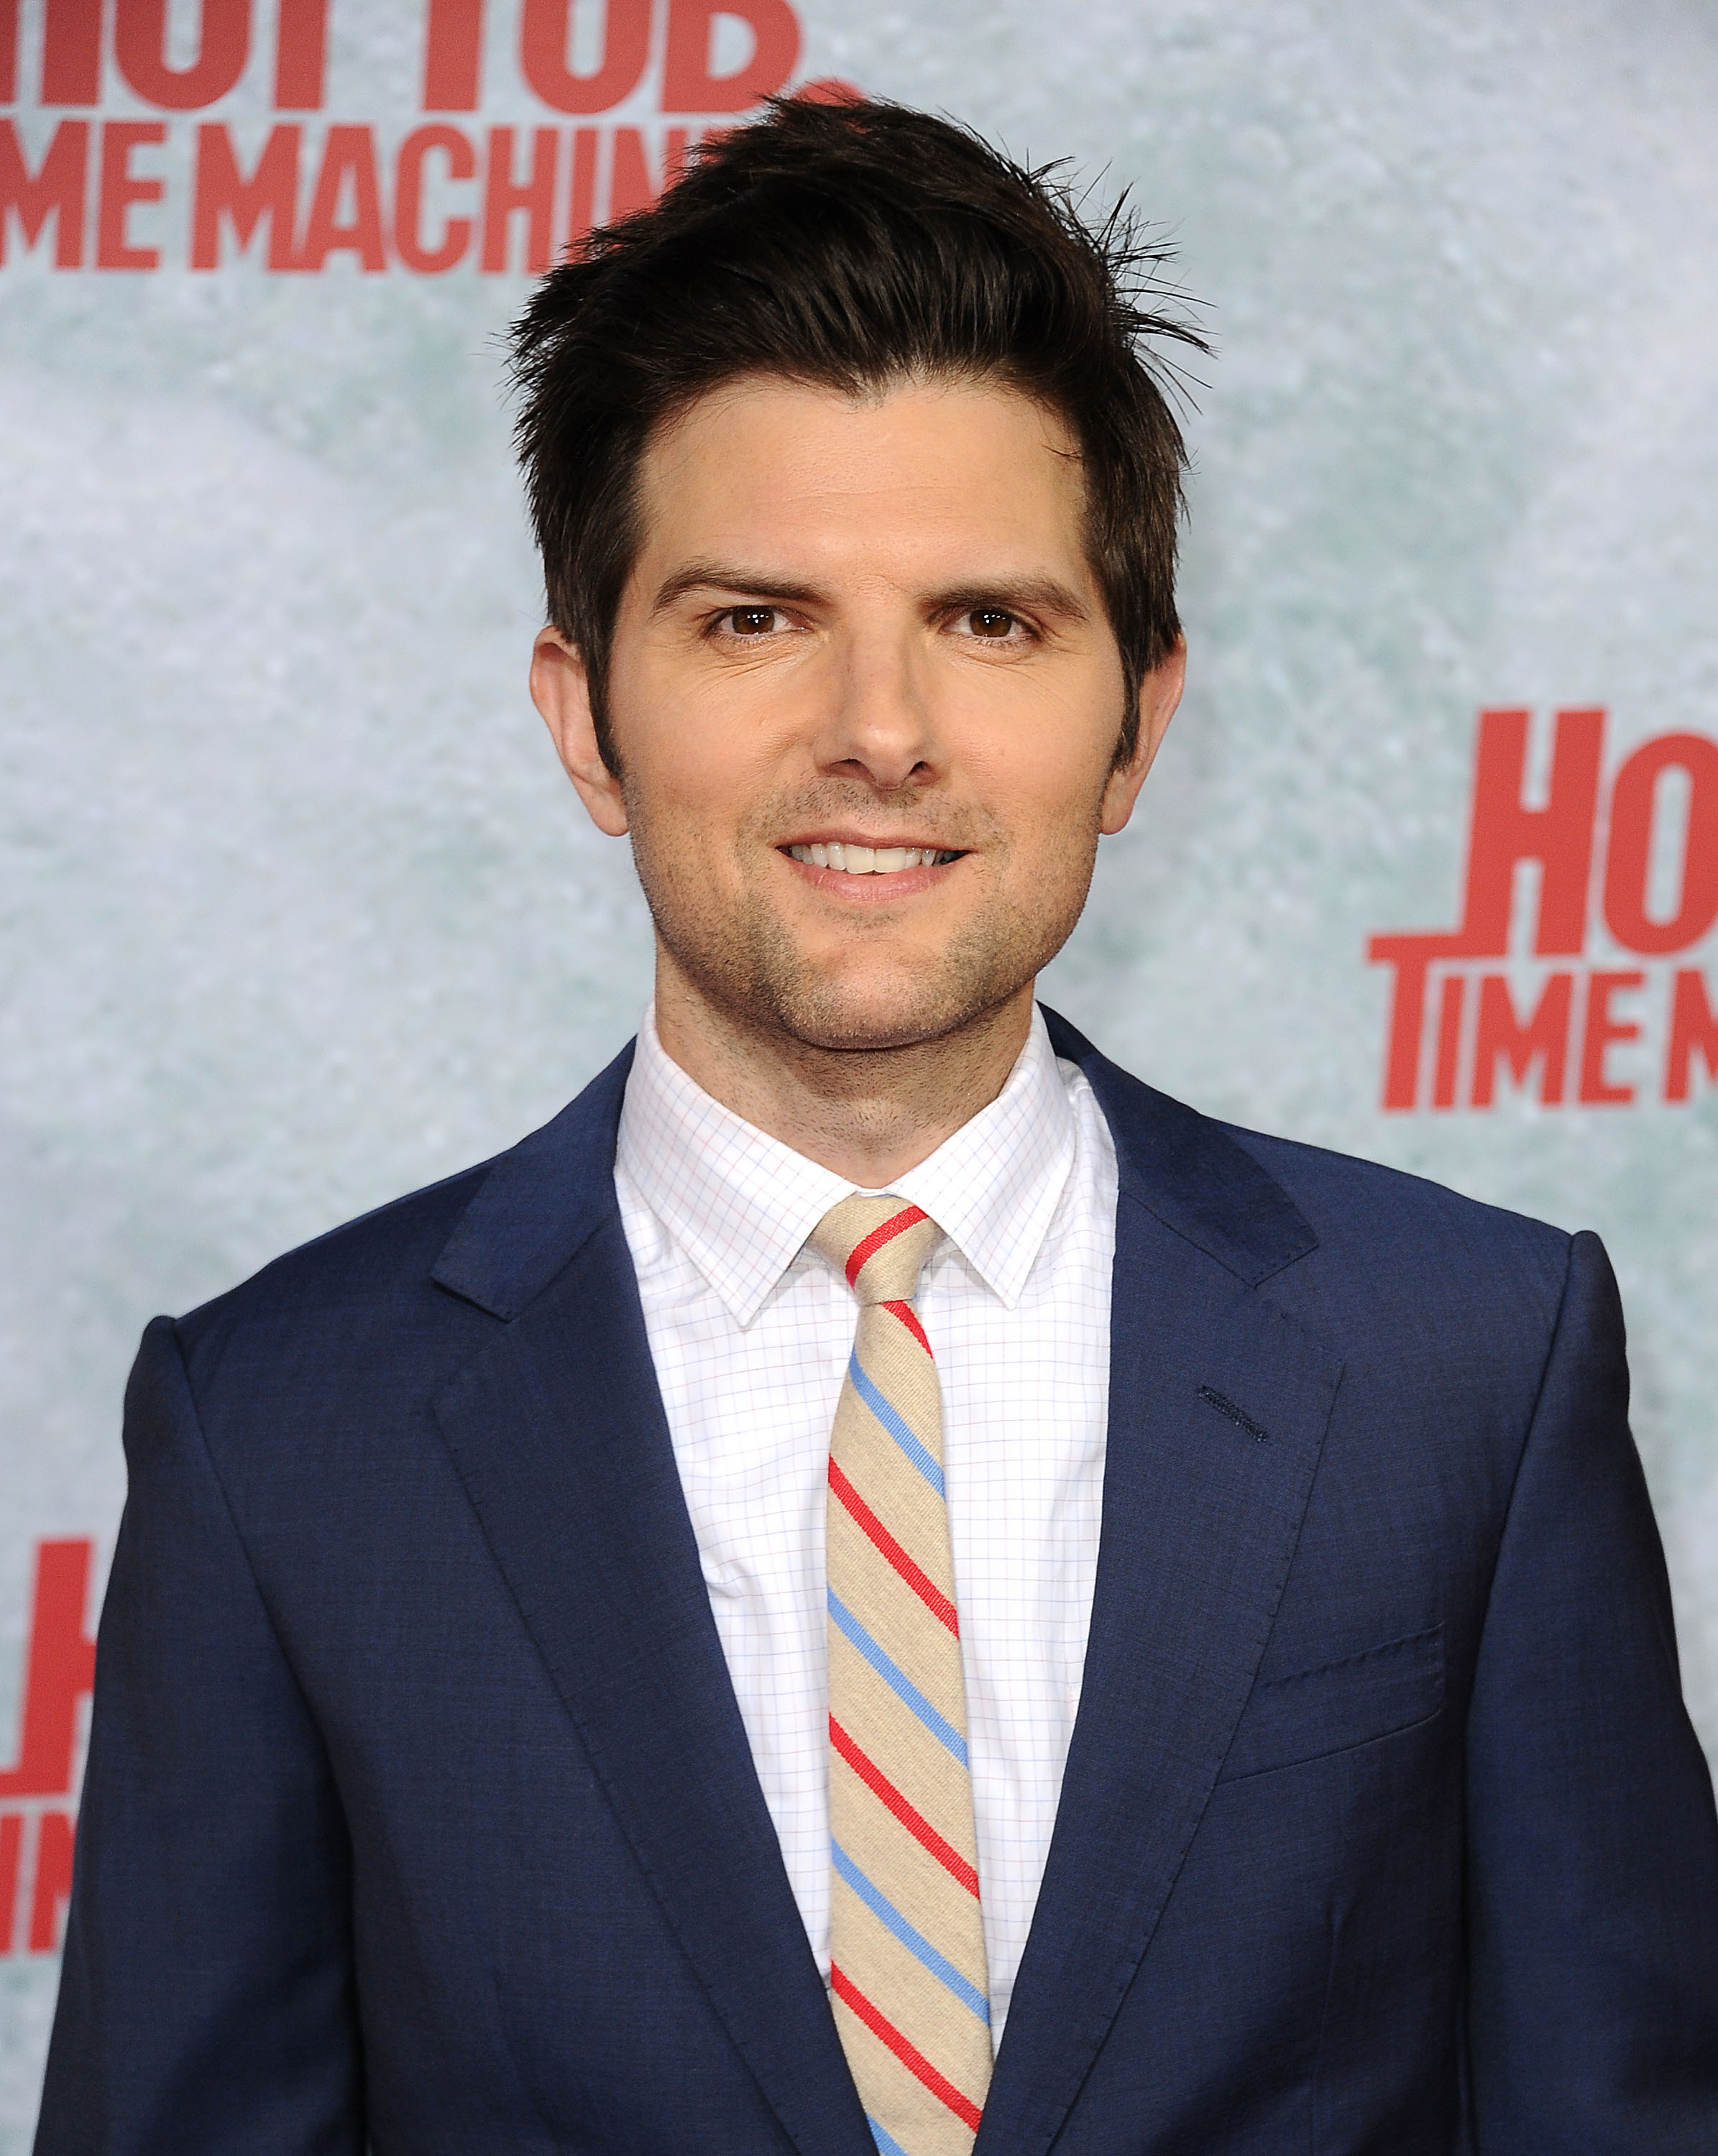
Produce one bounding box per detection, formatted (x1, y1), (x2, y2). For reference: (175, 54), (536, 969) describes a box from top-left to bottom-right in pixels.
(834, 1841), (991, 2024)
(827, 1590), (969, 1766)
(868, 2119), (911, 2156)
(847, 1350), (945, 1498)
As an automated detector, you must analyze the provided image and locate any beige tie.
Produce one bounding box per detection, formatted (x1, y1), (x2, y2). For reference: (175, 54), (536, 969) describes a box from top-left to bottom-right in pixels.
(811, 1194), (991, 2156)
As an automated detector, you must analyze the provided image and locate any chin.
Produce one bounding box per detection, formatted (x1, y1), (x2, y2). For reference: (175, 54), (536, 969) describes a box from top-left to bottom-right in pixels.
(758, 960), (1026, 1056)
(653, 893), (1060, 1059)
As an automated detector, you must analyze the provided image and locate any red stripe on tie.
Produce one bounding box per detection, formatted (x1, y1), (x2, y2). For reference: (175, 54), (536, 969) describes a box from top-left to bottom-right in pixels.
(830, 1965), (984, 2132)
(883, 1299), (932, 1358)
(845, 1205), (929, 1289)
(829, 1457), (959, 1636)
(830, 1715), (980, 1896)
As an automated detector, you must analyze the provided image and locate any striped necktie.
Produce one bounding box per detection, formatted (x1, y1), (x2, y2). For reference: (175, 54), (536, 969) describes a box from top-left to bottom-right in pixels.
(811, 1194), (992, 2156)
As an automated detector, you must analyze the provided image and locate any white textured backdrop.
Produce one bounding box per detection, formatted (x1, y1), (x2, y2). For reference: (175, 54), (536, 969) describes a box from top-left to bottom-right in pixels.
(4, 0), (1716, 2139)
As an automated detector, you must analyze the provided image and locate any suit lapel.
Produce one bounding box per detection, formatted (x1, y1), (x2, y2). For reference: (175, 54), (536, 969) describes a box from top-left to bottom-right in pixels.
(428, 1051), (873, 2156)
(978, 1020), (1343, 2156)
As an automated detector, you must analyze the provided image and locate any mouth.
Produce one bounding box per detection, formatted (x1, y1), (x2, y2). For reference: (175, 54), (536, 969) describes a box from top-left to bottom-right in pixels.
(782, 842), (965, 877)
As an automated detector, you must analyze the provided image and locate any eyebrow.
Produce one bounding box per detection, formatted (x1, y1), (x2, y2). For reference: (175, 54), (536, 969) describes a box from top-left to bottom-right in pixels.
(651, 561), (1091, 625)
(651, 561), (825, 612)
(929, 576), (1090, 625)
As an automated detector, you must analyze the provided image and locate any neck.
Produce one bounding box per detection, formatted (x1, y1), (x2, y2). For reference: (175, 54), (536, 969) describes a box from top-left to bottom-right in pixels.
(651, 959), (1036, 1187)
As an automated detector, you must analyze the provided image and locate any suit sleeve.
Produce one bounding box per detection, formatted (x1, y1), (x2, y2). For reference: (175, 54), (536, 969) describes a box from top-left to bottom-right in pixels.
(1464, 1230), (1718, 2152)
(35, 1317), (364, 2156)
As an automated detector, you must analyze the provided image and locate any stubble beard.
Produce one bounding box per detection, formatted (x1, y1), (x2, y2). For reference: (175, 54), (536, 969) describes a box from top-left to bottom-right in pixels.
(625, 783), (1101, 1060)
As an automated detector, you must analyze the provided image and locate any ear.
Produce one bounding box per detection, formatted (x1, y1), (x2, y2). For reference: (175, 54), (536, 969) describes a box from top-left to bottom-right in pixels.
(530, 627), (630, 838)
(1099, 636), (1186, 836)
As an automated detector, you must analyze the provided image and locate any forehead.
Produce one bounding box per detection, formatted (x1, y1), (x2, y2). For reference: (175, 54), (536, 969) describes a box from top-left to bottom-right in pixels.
(630, 374), (1091, 584)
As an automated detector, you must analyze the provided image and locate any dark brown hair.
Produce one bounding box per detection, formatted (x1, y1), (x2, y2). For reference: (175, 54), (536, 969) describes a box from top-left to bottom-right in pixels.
(508, 96), (1205, 770)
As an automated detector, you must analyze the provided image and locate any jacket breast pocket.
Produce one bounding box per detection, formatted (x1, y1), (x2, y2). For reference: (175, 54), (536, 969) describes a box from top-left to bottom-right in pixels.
(1217, 1623), (1446, 1783)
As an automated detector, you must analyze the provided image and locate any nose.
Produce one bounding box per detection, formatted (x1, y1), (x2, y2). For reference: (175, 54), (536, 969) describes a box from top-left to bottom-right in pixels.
(812, 615), (942, 793)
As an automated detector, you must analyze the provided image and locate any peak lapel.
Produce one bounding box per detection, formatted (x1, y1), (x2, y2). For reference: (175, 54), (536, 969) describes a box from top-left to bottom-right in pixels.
(980, 1021), (1343, 2156)
(429, 1052), (872, 2156)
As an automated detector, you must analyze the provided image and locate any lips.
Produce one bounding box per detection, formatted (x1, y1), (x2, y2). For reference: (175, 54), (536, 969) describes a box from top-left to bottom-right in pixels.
(784, 842), (963, 875)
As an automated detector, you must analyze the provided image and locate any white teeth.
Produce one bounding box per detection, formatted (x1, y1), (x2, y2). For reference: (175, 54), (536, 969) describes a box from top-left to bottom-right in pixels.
(787, 843), (952, 873)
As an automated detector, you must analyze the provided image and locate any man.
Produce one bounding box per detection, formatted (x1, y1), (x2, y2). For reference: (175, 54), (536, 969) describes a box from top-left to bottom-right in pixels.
(37, 97), (1718, 2156)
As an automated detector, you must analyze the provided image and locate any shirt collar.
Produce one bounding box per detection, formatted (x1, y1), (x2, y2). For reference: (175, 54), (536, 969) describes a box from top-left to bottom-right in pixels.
(615, 1003), (1077, 1326)
(886, 1005), (1076, 1309)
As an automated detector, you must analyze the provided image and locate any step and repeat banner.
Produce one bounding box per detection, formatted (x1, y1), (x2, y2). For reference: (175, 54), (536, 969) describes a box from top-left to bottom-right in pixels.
(2, 0), (1715, 2134)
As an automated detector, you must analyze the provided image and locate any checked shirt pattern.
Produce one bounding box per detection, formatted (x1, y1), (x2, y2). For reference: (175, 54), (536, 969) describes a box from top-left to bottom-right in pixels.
(812, 1194), (993, 2156)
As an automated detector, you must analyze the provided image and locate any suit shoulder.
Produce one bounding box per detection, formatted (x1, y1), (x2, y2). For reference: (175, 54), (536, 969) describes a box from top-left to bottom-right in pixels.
(1213, 1119), (1575, 1322)
(169, 1049), (635, 1404)
(1220, 1120), (1568, 1258)
(1053, 1010), (1573, 1310)
(175, 1154), (500, 1361)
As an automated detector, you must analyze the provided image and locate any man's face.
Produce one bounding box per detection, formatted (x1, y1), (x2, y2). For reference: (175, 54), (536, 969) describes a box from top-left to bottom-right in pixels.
(535, 374), (1182, 1056)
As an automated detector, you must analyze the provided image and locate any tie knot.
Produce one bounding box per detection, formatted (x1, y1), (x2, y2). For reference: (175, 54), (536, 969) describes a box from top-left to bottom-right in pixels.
(809, 1194), (945, 1304)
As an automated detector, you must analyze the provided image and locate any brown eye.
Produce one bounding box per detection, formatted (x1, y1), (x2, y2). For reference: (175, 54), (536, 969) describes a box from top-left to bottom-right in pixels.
(968, 608), (1014, 639)
(729, 607), (777, 635)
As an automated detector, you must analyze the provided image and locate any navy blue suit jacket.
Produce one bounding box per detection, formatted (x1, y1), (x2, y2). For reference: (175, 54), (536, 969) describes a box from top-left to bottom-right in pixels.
(37, 1013), (1718, 2153)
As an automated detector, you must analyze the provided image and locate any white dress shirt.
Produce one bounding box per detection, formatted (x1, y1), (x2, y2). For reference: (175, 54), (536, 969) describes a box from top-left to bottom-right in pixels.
(613, 1002), (1117, 2040)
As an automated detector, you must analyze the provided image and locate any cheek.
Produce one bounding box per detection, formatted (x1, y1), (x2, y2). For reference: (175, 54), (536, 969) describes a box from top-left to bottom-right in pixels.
(943, 653), (1124, 801)
(619, 710), (750, 834)
(617, 656), (798, 828)
(959, 723), (1118, 842)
